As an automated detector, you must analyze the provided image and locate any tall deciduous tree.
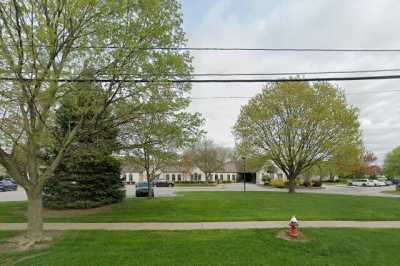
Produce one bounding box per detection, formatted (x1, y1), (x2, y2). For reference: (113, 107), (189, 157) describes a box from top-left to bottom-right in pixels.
(186, 139), (230, 182)
(0, 0), (191, 242)
(384, 146), (400, 178)
(234, 81), (361, 193)
(306, 144), (363, 180)
(121, 110), (203, 198)
(352, 151), (381, 178)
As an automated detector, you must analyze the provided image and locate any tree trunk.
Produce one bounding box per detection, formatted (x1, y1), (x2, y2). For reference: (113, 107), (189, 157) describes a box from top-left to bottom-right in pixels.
(146, 174), (153, 199)
(26, 188), (44, 241)
(288, 176), (296, 193)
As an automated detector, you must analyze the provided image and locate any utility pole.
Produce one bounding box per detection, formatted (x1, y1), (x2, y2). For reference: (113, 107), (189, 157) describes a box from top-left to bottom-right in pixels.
(242, 156), (246, 192)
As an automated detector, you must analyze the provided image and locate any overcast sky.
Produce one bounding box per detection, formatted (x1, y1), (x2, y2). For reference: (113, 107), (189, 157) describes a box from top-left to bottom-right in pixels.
(181, 0), (400, 164)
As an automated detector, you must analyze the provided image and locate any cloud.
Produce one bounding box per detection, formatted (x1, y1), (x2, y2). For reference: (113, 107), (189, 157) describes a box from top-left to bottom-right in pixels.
(182, 0), (400, 164)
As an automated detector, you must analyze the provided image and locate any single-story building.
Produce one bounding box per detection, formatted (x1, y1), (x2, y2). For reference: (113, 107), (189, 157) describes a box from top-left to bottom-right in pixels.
(120, 160), (287, 184)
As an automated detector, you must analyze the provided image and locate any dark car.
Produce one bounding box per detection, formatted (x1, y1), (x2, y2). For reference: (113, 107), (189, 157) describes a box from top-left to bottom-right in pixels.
(0, 179), (18, 191)
(154, 179), (174, 187)
(0, 180), (17, 191)
(135, 182), (154, 197)
(0, 181), (5, 192)
(392, 178), (400, 185)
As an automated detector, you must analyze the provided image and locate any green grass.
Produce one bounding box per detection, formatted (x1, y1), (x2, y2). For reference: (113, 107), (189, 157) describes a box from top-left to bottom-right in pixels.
(1, 191), (400, 223)
(1, 229), (400, 265)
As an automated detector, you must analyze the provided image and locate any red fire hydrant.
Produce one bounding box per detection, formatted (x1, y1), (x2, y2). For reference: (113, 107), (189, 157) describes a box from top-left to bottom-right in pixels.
(289, 216), (299, 238)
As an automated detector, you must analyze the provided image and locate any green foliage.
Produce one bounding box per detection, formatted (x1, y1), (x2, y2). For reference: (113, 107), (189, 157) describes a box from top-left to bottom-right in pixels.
(0, 0), (195, 237)
(121, 110), (204, 188)
(270, 179), (286, 188)
(261, 175), (273, 184)
(44, 157), (124, 209)
(383, 146), (400, 178)
(234, 81), (361, 192)
(43, 83), (124, 209)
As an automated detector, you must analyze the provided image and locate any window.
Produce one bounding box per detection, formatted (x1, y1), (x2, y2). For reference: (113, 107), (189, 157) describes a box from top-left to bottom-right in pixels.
(129, 174), (133, 182)
(172, 174), (176, 181)
(227, 174), (230, 181)
(232, 175), (236, 181)
(220, 174), (223, 180)
(190, 174), (194, 181)
(215, 174), (218, 180)
(198, 174), (202, 181)
(178, 174), (181, 181)
(194, 173), (198, 181)
(166, 174), (170, 181)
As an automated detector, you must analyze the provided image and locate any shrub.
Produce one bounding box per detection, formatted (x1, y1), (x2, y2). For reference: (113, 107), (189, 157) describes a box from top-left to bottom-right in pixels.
(270, 178), (286, 188)
(311, 180), (322, 187)
(303, 180), (311, 187)
(262, 175), (272, 185)
(43, 157), (125, 210)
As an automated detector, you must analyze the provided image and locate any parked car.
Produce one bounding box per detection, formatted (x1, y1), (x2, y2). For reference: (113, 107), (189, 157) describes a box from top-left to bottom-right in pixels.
(135, 182), (154, 197)
(348, 179), (373, 187)
(377, 177), (393, 186)
(0, 181), (5, 192)
(0, 179), (17, 191)
(370, 179), (386, 187)
(392, 178), (400, 185)
(154, 179), (174, 187)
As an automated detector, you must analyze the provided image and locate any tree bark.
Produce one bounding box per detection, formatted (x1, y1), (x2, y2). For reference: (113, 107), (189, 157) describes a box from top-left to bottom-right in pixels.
(288, 176), (296, 193)
(26, 188), (44, 241)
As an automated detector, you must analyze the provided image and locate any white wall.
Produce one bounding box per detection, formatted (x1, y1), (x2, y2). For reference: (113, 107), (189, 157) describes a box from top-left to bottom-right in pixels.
(122, 172), (141, 183)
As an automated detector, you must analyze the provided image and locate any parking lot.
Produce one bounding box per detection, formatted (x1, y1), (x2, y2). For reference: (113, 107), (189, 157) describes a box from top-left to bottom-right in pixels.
(0, 183), (399, 202)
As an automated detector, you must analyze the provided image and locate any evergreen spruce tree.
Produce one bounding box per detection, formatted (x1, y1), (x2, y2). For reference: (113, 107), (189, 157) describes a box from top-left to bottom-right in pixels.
(43, 80), (125, 209)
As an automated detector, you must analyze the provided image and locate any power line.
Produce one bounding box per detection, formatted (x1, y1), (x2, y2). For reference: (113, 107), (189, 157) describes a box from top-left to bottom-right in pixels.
(101, 68), (400, 77)
(6, 67), (400, 77)
(189, 90), (400, 100)
(3, 74), (400, 83)
(167, 47), (400, 52)
(6, 43), (400, 52)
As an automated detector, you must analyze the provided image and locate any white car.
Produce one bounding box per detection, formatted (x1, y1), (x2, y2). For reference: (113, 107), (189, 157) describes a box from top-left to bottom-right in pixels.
(370, 179), (386, 187)
(348, 179), (374, 187)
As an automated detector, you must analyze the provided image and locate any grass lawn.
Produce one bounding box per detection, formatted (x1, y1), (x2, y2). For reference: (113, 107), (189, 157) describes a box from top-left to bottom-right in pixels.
(1, 229), (400, 265)
(1, 191), (400, 223)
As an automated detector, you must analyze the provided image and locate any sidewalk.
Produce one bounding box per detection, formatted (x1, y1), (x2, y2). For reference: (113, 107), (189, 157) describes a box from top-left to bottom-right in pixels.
(2, 221), (400, 231)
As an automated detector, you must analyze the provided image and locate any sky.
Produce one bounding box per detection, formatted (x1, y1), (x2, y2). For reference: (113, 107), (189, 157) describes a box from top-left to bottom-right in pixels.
(181, 0), (400, 164)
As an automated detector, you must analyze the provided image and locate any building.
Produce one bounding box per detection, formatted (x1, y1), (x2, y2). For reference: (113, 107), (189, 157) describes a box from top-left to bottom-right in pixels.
(120, 164), (143, 184)
(120, 160), (287, 184)
(159, 162), (239, 183)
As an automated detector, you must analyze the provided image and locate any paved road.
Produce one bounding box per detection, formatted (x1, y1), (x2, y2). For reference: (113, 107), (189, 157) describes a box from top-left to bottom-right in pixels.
(1, 183), (399, 202)
(0, 186), (178, 202)
(2, 221), (400, 231)
(0, 187), (26, 202)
